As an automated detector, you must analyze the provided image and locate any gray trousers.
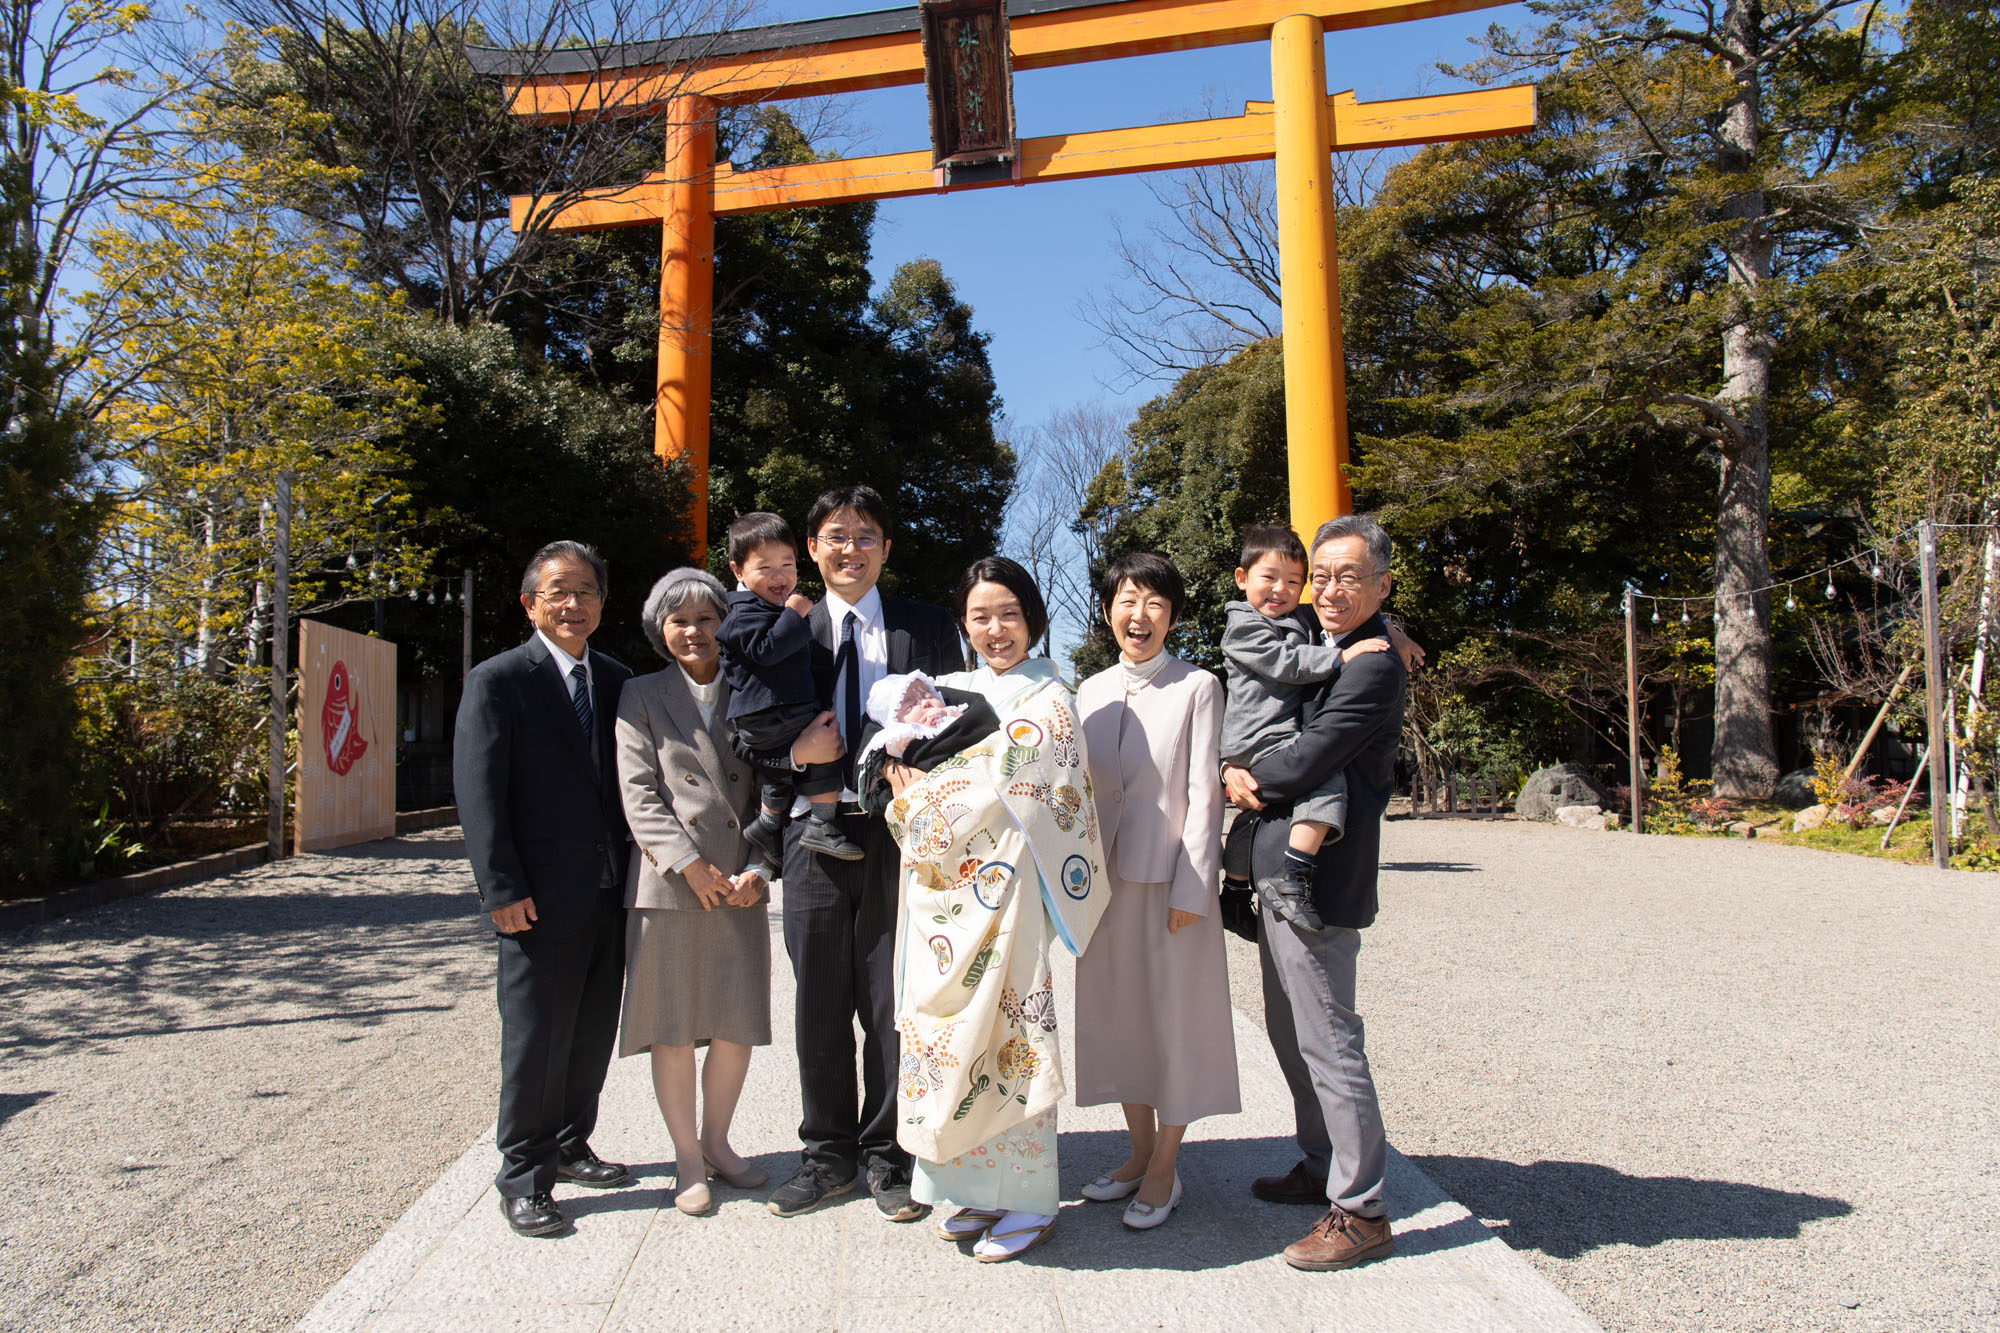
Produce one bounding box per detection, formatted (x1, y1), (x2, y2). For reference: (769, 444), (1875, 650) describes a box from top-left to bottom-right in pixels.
(1258, 905), (1387, 1218)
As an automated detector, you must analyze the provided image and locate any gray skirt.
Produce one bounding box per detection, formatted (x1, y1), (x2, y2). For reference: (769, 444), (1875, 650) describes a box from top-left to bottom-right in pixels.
(618, 904), (771, 1054)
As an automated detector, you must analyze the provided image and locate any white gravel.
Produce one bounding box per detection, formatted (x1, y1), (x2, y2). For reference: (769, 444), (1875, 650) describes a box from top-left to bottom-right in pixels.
(0, 830), (497, 1332)
(1224, 817), (2000, 1333)
(4, 819), (1995, 1332)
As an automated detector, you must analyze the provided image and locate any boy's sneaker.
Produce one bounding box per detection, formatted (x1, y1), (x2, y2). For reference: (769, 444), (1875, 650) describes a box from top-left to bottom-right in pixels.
(744, 809), (787, 868)
(1257, 865), (1326, 933)
(799, 816), (866, 861)
(767, 1161), (859, 1218)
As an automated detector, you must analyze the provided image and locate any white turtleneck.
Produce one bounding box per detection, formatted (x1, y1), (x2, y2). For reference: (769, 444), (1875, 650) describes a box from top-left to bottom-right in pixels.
(680, 665), (724, 732)
(1116, 651), (1170, 692)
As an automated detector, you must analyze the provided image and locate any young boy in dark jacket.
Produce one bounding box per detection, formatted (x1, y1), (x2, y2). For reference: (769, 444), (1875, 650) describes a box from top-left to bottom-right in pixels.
(716, 512), (863, 865)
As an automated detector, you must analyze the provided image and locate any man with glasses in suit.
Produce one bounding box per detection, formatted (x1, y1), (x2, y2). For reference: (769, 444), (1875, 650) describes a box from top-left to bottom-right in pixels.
(455, 540), (635, 1237)
(764, 486), (962, 1223)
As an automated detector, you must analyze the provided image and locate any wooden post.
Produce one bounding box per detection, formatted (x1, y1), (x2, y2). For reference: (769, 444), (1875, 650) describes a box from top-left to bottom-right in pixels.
(268, 472), (292, 860)
(657, 95), (717, 555)
(1625, 586), (1644, 833)
(1843, 663), (1915, 785)
(461, 567), (474, 683)
(1919, 520), (1950, 869)
(1271, 14), (1352, 542)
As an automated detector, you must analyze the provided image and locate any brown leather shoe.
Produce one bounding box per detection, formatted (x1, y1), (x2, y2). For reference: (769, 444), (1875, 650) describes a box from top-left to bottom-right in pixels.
(1284, 1207), (1394, 1271)
(1250, 1161), (1330, 1206)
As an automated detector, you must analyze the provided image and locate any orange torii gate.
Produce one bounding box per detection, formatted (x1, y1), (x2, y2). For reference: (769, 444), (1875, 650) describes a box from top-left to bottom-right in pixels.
(474, 0), (1535, 551)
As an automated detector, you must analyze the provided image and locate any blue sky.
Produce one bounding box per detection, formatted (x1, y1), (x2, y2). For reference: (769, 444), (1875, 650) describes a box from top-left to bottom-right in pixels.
(759, 1), (1533, 433)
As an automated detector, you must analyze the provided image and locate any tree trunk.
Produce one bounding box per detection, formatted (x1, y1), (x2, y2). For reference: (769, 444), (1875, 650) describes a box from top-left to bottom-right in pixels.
(1709, 0), (1781, 800)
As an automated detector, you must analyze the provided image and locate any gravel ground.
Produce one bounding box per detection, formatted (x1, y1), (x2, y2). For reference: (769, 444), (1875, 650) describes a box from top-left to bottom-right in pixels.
(5, 820), (1995, 1333)
(0, 830), (496, 1333)
(1223, 817), (2000, 1333)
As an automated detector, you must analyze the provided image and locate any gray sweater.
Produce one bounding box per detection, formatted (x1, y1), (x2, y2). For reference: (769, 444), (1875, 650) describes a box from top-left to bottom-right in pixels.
(1219, 600), (1343, 765)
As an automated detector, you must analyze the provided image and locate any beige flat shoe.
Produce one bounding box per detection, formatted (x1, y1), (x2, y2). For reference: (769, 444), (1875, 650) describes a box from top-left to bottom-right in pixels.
(703, 1152), (770, 1190)
(674, 1171), (714, 1216)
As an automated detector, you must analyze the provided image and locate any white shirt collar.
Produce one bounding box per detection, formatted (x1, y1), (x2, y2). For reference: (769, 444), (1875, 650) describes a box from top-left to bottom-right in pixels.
(536, 629), (589, 677)
(823, 584), (883, 629)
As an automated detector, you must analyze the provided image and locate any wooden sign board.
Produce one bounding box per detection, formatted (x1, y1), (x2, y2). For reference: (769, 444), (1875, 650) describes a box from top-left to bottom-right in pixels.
(295, 620), (397, 853)
(921, 0), (1014, 168)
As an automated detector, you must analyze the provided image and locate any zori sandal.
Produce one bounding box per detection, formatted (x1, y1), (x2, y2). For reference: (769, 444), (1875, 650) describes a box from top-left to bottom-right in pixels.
(972, 1212), (1056, 1262)
(935, 1207), (1005, 1242)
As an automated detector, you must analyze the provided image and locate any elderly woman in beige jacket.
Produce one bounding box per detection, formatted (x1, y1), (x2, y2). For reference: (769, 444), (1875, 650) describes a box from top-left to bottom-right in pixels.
(1074, 551), (1239, 1231)
(615, 567), (773, 1216)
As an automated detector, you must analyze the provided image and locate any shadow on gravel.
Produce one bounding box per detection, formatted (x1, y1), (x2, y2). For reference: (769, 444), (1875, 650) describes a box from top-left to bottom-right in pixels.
(0, 1090), (52, 1126)
(1411, 1155), (1852, 1258)
(1380, 861), (1481, 873)
(0, 833), (490, 1061)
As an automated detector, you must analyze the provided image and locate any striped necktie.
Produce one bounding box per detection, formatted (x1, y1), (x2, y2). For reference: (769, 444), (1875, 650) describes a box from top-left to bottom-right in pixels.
(569, 662), (594, 739)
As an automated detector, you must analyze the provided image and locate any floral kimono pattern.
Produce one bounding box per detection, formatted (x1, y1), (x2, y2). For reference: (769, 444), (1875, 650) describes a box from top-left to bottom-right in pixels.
(888, 660), (1108, 1174)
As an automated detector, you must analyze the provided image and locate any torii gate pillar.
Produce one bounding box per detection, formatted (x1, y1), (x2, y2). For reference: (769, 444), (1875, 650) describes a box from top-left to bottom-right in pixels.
(658, 96), (717, 550)
(1272, 13), (1353, 535)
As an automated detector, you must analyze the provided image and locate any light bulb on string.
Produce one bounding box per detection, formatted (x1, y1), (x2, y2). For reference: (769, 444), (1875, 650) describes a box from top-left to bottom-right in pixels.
(426, 588), (437, 605)
(345, 552), (358, 571)
(1785, 587), (1796, 611)
(1680, 603), (1690, 625)
(444, 587), (454, 604)
(407, 587), (418, 601)
(1824, 576), (1836, 600)
(1650, 603), (1660, 624)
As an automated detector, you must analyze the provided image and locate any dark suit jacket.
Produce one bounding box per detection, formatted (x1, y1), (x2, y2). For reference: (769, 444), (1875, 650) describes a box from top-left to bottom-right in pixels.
(454, 636), (635, 939)
(805, 592), (964, 701)
(716, 590), (817, 719)
(1243, 611), (1407, 929)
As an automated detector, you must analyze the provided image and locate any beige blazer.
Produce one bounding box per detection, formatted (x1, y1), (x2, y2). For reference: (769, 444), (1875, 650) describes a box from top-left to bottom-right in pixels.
(613, 665), (760, 913)
(1075, 654), (1224, 916)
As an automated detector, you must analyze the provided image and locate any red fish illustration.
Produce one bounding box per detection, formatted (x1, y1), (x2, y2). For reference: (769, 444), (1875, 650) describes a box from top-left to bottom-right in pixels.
(322, 661), (369, 776)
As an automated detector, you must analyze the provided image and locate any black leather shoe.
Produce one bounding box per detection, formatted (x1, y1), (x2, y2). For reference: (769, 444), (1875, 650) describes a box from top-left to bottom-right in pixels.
(502, 1192), (567, 1236)
(867, 1159), (929, 1222)
(556, 1149), (630, 1189)
(744, 809), (787, 868)
(766, 1160), (859, 1217)
(798, 817), (865, 861)
(1256, 866), (1326, 933)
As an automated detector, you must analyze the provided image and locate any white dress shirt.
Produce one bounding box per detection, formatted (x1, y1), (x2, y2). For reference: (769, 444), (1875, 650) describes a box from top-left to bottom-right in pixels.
(792, 584), (888, 810)
(536, 628), (591, 706)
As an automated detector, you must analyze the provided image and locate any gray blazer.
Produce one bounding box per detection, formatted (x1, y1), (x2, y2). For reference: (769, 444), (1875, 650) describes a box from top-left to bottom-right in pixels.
(613, 665), (760, 913)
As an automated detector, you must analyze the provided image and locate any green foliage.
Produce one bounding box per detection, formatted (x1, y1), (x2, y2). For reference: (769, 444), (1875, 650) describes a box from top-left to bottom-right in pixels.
(75, 674), (268, 828)
(705, 118), (1013, 608)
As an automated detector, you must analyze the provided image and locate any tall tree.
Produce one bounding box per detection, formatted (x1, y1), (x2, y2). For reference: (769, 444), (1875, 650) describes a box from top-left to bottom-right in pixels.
(0, 0), (181, 880)
(1456, 0), (1892, 796)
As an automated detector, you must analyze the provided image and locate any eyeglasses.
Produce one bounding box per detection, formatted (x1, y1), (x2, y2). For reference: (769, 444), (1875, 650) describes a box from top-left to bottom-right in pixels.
(815, 531), (881, 551)
(534, 588), (602, 606)
(1310, 571), (1377, 593)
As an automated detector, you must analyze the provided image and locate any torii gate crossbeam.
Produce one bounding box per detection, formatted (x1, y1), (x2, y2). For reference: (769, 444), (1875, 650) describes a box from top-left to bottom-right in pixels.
(475, 0), (1535, 552)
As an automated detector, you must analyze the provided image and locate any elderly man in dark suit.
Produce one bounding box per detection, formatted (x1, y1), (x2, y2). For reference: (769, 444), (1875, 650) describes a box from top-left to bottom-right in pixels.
(763, 485), (962, 1223)
(454, 540), (635, 1237)
(1223, 513), (1409, 1273)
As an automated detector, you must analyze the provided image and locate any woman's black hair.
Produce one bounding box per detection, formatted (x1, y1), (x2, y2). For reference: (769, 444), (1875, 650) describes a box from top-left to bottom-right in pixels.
(954, 556), (1049, 647)
(1099, 551), (1187, 624)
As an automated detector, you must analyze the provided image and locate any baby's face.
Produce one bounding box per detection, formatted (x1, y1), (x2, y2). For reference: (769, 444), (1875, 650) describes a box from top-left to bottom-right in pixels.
(903, 695), (947, 726)
(1235, 552), (1307, 619)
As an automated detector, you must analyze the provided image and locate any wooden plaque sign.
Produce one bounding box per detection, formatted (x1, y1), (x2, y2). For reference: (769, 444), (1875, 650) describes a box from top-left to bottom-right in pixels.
(921, 0), (1015, 168)
(295, 619), (397, 853)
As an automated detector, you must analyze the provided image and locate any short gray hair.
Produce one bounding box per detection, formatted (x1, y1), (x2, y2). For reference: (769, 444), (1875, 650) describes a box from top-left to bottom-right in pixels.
(640, 567), (729, 660)
(520, 540), (608, 599)
(1309, 514), (1392, 576)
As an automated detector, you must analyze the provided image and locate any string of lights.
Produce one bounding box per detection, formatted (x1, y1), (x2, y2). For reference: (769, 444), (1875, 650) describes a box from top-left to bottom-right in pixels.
(1624, 519), (2000, 626)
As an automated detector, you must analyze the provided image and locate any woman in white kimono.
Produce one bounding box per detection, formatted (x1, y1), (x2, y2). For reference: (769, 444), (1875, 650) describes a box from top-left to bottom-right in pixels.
(880, 556), (1108, 1263)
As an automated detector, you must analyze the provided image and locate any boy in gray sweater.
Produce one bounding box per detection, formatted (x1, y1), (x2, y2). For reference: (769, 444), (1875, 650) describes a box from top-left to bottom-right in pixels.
(1222, 525), (1394, 931)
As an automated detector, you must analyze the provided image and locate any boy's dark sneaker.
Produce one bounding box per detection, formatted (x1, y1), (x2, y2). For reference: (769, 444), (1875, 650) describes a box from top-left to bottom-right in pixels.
(767, 1160), (859, 1217)
(1257, 865), (1326, 933)
(799, 817), (865, 861)
(745, 809), (787, 868)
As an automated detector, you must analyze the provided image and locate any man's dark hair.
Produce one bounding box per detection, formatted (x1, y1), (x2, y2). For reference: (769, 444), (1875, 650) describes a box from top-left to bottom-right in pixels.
(726, 511), (796, 567)
(1099, 551), (1187, 624)
(1238, 524), (1308, 574)
(954, 555), (1049, 646)
(805, 485), (893, 542)
(520, 540), (607, 599)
